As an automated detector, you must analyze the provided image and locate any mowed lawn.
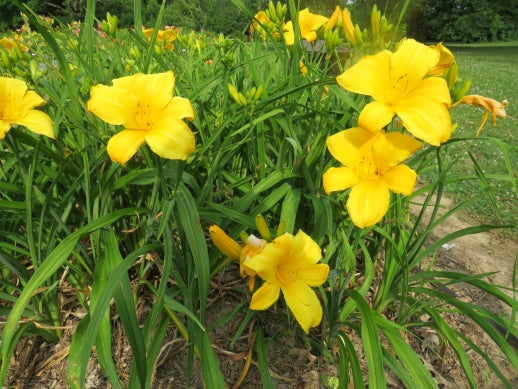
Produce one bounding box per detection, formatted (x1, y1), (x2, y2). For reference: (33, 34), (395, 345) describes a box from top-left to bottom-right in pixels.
(428, 42), (518, 230)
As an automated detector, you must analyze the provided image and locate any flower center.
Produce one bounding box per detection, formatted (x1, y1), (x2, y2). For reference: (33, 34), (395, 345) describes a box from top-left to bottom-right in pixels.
(357, 157), (380, 181)
(276, 266), (297, 285)
(391, 73), (408, 100)
(243, 235), (267, 263)
(134, 101), (153, 129)
(1, 92), (24, 121)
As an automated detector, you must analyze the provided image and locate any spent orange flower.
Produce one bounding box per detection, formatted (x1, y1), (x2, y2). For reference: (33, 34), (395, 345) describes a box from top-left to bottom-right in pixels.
(455, 95), (508, 136)
(209, 224), (267, 291)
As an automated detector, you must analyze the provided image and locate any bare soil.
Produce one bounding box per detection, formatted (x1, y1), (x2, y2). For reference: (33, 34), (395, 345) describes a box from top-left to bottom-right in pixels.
(3, 192), (518, 388)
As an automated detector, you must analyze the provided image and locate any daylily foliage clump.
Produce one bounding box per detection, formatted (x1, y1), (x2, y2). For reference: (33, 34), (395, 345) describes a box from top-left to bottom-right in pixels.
(0, 1), (516, 388)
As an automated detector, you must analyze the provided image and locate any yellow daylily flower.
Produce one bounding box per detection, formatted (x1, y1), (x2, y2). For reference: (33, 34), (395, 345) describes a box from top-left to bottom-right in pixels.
(87, 71), (195, 165)
(336, 38), (452, 146)
(299, 60), (308, 77)
(0, 36), (29, 53)
(454, 95), (508, 136)
(0, 77), (54, 140)
(283, 8), (329, 45)
(143, 28), (177, 51)
(428, 42), (454, 76)
(251, 11), (277, 40)
(323, 127), (422, 228)
(245, 230), (329, 333)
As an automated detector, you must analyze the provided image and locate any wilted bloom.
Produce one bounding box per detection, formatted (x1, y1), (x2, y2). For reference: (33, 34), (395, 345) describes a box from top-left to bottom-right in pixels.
(209, 224), (268, 291)
(323, 127), (422, 228)
(283, 8), (329, 45)
(337, 38), (452, 146)
(143, 27), (177, 51)
(455, 95), (508, 136)
(245, 230), (329, 333)
(428, 42), (454, 76)
(87, 71), (194, 165)
(0, 77), (54, 140)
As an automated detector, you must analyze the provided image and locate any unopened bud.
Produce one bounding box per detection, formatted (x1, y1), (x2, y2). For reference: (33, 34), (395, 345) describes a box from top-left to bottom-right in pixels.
(255, 214), (271, 241)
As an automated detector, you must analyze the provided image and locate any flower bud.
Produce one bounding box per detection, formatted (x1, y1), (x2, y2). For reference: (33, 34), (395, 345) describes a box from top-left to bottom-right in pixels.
(210, 225), (242, 259)
(255, 214), (271, 241)
(371, 5), (380, 41)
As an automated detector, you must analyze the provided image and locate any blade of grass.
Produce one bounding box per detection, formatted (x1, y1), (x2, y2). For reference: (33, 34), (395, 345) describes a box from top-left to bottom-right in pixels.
(345, 290), (386, 389)
(175, 186), (210, 321)
(255, 325), (275, 389)
(105, 232), (147, 388)
(67, 243), (161, 387)
(337, 331), (365, 389)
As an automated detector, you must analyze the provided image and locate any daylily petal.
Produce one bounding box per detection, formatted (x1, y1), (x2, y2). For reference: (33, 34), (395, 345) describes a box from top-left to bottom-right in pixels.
(322, 166), (358, 194)
(21, 90), (45, 109)
(302, 31), (317, 42)
(297, 264), (329, 287)
(298, 8), (328, 38)
(282, 280), (322, 333)
(0, 77), (27, 105)
(87, 84), (138, 126)
(15, 110), (55, 139)
(0, 120), (11, 139)
(403, 77), (451, 106)
(282, 230), (322, 270)
(245, 242), (285, 282)
(129, 72), (176, 112)
(381, 165), (417, 195)
(336, 50), (391, 102)
(396, 95), (452, 146)
(391, 39), (439, 93)
(372, 131), (422, 171)
(347, 180), (390, 228)
(428, 42), (454, 76)
(106, 129), (146, 165)
(250, 282), (280, 310)
(146, 118), (195, 160)
(358, 100), (395, 133)
(283, 21), (295, 45)
(160, 96), (195, 121)
(326, 127), (372, 167)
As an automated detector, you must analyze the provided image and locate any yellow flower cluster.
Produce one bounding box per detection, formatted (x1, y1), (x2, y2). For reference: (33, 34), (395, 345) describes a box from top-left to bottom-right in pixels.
(324, 39), (452, 228)
(322, 38), (508, 228)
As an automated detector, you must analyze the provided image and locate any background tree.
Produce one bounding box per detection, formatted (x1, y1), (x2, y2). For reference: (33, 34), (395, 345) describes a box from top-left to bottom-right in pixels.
(2, 0), (517, 41)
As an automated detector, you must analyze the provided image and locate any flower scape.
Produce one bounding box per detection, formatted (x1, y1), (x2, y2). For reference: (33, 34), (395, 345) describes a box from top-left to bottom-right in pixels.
(0, 1), (515, 388)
